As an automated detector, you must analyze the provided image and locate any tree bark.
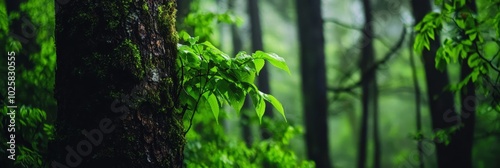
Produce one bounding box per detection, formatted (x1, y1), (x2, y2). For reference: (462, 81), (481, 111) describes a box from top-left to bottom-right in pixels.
(296, 0), (332, 167)
(411, 0), (461, 167)
(50, 1), (184, 167)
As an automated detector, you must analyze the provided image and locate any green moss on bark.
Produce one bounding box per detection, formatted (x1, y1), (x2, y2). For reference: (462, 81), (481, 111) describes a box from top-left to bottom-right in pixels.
(115, 39), (144, 79)
(52, 0), (184, 167)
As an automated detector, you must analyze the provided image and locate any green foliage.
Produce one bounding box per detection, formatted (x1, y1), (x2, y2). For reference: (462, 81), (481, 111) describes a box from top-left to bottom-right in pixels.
(177, 31), (289, 123)
(414, 1), (500, 166)
(0, 0), (57, 112)
(0, 106), (54, 167)
(184, 118), (314, 168)
(176, 3), (312, 167)
(179, 0), (242, 42)
(0, 0), (56, 167)
(184, 12), (242, 39)
(414, 0), (499, 93)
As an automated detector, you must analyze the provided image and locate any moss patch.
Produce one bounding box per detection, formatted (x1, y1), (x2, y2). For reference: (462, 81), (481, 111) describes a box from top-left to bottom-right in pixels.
(114, 39), (145, 80)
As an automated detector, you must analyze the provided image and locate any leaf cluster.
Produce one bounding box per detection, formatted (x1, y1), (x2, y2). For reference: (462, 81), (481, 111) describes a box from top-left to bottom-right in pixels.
(184, 119), (314, 168)
(414, 0), (499, 92)
(177, 31), (289, 124)
(0, 106), (54, 167)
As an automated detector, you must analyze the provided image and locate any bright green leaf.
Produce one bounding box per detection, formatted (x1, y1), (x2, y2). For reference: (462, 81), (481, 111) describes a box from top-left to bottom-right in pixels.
(254, 51), (291, 75)
(462, 40), (472, 46)
(178, 31), (191, 41)
(228, 83), (246, 113)
(260, 92), (287, 122)
(428, 29), (435, 40)
(205, 92), (220, 124)
(423, 36), (430, 51)
(254, 94), (266, 124)
(470, 70), (480, 82)
(254, 59), (265, 74)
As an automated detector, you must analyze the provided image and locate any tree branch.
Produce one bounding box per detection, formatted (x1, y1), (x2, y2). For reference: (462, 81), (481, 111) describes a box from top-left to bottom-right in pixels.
(329, 27), (407, 93)
(323, 18), (363, 30)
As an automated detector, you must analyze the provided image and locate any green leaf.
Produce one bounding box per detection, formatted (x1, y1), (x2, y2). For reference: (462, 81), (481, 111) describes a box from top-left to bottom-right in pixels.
(254, 59), (265, 74)
(470, 69), (480, 82)
(423, 12), (439, 22)
(188, 36), (200, 46)
(462, 40), (472, 46)
(227, 83), (246, 113)
(459, 0), (465, 7)
(444, 3), (452, 11)
(260, 92), (287, 122)
(460, 50), (467, 59)
(414, 34), (424, 53)
(423, 36), (430, 51)
(435, 47), (447, 71)
(427, 29), (435, 40)
(469, 33), (477, 41)
(242, 82), (259, 93)
(415, 22), (423, 31)
(468, 53), (480, 67)
(456, 19), (465, 29)
(202, 41), (230, 60)
(254, 93), (266, 124)
(205, 92), (220, 124)
(254, 51), (291, 74)
(238, 69), (256, 83)
(178, 31), (191, 41)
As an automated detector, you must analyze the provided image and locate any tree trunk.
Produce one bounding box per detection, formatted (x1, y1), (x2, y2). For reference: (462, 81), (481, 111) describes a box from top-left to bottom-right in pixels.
(411, 0), (461, 167)
(248, 0), (273, 140)
(409, 32), (424, 168)
(459, 1), (478, 167)
(296, 0), (332, 167)
(176, 0), (191, 24)
(357, 0), (380, 167)
(228, 0), (253, 146)
(50, 1), (184, 167)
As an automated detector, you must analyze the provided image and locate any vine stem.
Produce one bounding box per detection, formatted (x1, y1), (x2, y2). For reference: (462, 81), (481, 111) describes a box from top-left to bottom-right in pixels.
(184, 64), (214, 135)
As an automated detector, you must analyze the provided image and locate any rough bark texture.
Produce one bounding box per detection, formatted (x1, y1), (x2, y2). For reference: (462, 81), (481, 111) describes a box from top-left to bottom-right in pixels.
(50, 1), (184, 167)
(296, 0), (332, 167)
(411, 0), (462, 167)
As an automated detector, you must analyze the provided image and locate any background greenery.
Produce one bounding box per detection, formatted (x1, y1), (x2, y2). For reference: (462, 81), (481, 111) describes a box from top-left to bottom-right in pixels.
(0, 0), (499, 167)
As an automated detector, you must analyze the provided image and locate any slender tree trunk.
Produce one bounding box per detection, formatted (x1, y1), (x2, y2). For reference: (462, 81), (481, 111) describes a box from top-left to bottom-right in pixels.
(176, 0), (191, 29)
(459, 1), (478, 167)
(228, 0), (253, 146)
(459, 54), (476, 168)
(411, 0), (461, 167)
(358, 0), (380, 167)
(373, 88), (380, 168)
(296, 0), (332, 167)
(50, 1), (184, 167)
(248, 0), (273, 139)
(409, 32), (424, 168)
